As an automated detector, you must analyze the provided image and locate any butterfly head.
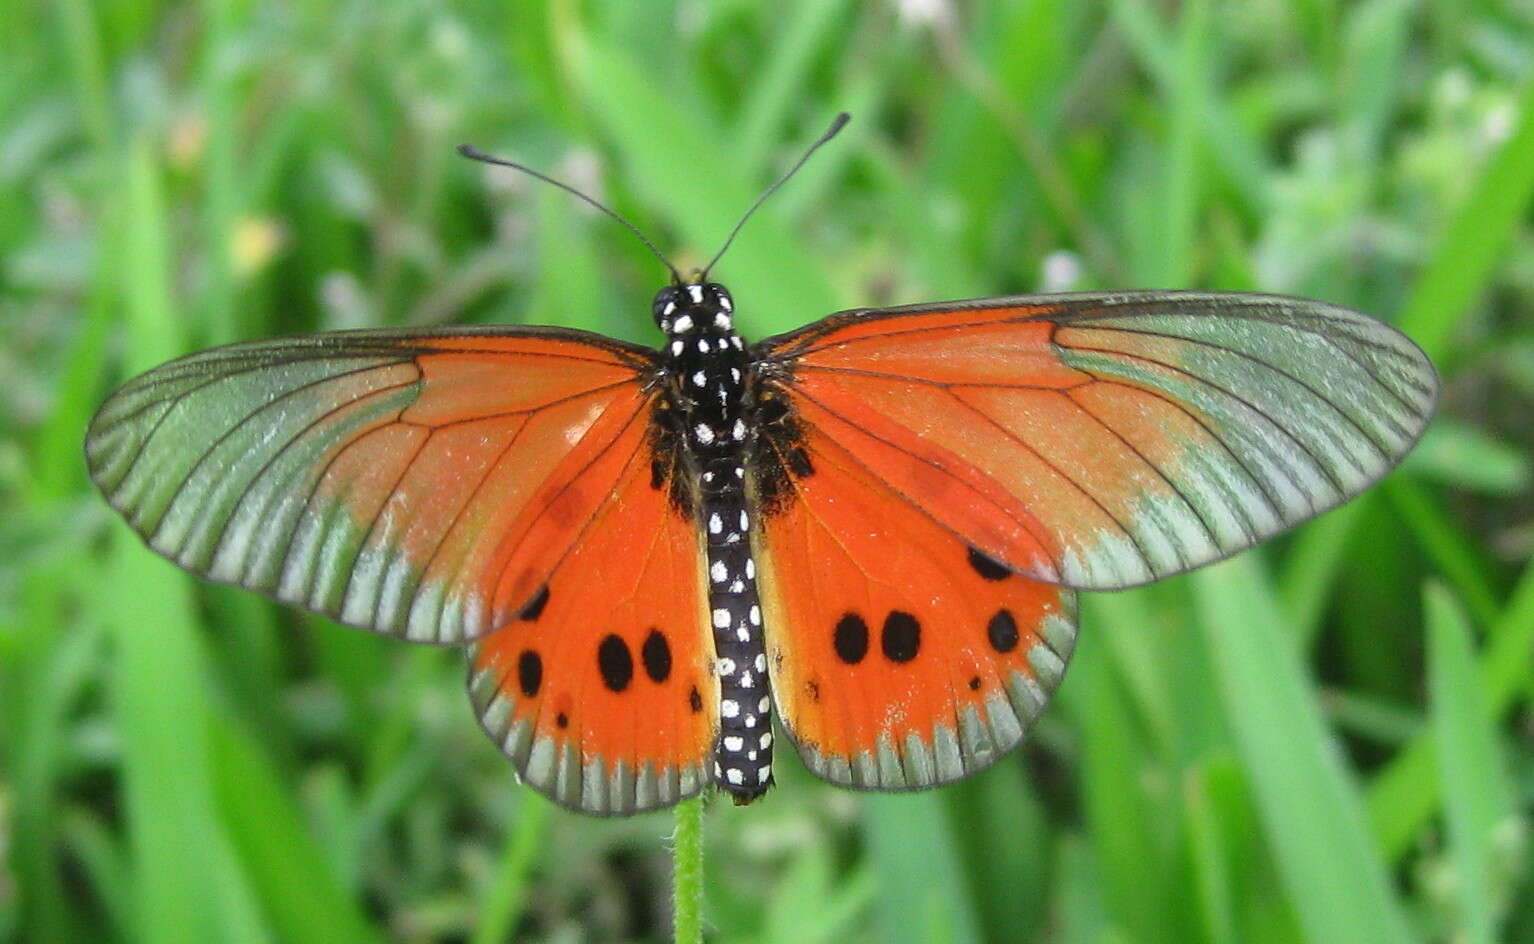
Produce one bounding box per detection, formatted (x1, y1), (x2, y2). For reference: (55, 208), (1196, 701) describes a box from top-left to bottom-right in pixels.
(653, 282), (734, 333)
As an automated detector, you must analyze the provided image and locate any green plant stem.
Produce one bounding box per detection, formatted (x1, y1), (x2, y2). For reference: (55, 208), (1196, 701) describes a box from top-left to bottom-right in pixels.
(672, 797), (705, 944)
(471, 793), (550, 944)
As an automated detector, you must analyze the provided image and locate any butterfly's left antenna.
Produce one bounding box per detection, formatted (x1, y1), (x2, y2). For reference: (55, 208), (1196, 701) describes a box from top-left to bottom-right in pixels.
(456, 143), (684, 285)
(699, 111), (850, 281)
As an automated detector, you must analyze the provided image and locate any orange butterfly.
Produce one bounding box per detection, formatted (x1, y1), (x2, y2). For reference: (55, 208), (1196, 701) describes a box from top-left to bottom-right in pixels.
(85, 116), (1437, 814)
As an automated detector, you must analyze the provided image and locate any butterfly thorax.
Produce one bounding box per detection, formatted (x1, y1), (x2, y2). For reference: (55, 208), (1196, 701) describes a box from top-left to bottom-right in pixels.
(652, 281), (774, 803)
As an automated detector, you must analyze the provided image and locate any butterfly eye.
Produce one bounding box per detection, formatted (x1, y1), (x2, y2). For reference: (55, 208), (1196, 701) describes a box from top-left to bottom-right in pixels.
(706, 283), (734, 312)
(652, 286), (683, 327)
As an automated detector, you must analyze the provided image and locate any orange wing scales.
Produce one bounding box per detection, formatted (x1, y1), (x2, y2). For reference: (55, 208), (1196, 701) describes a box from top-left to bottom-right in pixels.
(753, 427), (1078, 789)
(85, 329), (658, 644)
(467, 441), (718, 814)
(760, 292), (1438, 590)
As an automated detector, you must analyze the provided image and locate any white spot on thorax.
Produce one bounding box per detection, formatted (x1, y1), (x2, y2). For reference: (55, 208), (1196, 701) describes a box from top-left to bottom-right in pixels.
(721, 699), (739, 718)
(688, 284), (704, 302)
(710, 560), (728, 582)
(708, 513), (723, 534)
(695, 423), (715, 445)
(672, 313), (693, 333)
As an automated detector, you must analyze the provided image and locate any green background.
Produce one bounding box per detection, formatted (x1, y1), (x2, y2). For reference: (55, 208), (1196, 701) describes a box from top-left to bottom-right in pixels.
(4, 1), (1533, 941)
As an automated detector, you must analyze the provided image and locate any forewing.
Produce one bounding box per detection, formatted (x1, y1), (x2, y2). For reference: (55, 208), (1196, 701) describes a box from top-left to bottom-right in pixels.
(752, 422), (1078, 789)
(86, 326), (659, 642)
(467, 439), (718, 814)
(754, 291), (1437, 589)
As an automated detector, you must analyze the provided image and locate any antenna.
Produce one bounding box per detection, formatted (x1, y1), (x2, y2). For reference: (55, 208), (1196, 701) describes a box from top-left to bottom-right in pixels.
(456, 143), (683, 284)
(700, 112), (850, 281)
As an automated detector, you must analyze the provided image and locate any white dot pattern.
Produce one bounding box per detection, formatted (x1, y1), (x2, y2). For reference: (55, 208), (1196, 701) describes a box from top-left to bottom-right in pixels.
(658, 281), (773, 799)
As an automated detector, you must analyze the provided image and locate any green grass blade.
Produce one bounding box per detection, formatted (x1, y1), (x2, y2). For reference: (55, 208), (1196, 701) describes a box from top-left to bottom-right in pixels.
(1370, 559), (1534, 859)
(1110, 0), (1273, 214)
(1385, 478), (1502, 628)
(471, 793), (550, 944)
(863, 794), (982, 944)
(209, 718), (380, 944)
(1193, 556), (1417, 944)
(1067, 641), (1182, 943)
(573, 36), (842, 325)
(1427, 582), (1515, 944)
(733, 0), (852, 179)
(111, 135), (269, 944)
(1396, 78), (1534, 359)
(1278, 499), (1370, 647)
(1183, 764), (1237, 944)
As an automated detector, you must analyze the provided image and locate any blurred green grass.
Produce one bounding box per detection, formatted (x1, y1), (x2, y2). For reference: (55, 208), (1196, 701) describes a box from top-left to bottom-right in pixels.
(3, 1), (1533, 942)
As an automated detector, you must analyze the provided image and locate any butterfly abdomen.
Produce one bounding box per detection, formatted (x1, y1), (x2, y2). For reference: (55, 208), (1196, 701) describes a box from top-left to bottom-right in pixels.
(654, 282), (774, 802)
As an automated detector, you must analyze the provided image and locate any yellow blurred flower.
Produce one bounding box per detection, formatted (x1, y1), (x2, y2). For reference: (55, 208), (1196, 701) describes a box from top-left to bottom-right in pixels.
(231, 216), (285, 277)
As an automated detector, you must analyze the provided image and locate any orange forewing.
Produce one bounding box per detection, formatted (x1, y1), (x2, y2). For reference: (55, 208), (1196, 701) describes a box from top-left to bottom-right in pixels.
(756, 293), (1438, 591)
(753, 425), (1077, 789)
(84, 328), (657, 643)
(467, 442), (718, 815)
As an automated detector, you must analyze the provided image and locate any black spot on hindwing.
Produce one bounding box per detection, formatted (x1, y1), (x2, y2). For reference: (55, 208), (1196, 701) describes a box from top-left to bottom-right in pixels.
(882, 611), (921, 662)
(987, 609), (1019, 653)
(597, 634), (634, 692)
(517, 650), (542, 697)
(834, 613), (869, 664)
(688, 685), (703, 712)
(642, 629), (672, 683)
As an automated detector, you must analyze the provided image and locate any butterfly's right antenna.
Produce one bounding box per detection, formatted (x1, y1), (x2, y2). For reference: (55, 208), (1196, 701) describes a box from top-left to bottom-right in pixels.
(456, 143), (684, 285)
(699, 112), (850, 281)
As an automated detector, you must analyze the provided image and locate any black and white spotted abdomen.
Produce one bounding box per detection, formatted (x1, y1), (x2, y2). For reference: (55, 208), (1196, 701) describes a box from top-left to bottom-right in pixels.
(651, 281), (773, 802)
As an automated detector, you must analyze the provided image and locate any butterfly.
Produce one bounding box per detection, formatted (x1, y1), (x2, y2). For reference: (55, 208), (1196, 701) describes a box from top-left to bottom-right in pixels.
(85, 115), (1438, 815)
